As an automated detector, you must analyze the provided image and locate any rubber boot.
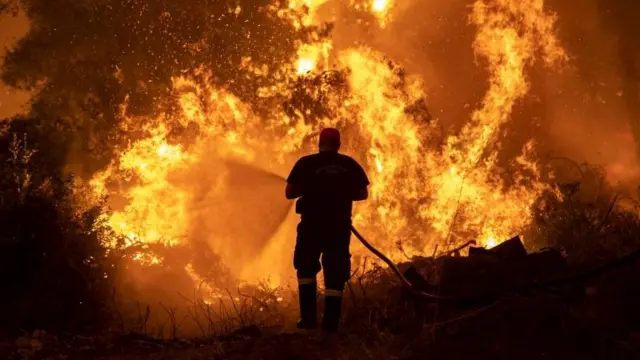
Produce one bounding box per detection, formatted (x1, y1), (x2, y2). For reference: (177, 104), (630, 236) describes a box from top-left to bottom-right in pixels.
(322, 292), (343, 334)
(296, 283), (317, 329)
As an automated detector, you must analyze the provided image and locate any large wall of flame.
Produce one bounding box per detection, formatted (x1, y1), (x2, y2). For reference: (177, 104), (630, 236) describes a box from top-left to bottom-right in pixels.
(86, 0), (565, 296)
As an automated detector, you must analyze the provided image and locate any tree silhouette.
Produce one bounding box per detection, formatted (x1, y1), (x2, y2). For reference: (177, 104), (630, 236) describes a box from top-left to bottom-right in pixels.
(1, 0), (316, 174)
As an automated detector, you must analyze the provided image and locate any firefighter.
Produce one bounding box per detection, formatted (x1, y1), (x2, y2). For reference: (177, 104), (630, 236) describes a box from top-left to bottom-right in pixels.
(285, 127), (370, 333)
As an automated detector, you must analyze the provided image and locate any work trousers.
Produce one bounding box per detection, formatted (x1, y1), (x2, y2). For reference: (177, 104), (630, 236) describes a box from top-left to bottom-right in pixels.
(293, 218), (352, 291)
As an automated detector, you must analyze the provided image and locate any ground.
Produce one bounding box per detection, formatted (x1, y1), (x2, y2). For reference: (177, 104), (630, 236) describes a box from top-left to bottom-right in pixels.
(4, 274), (640, 360)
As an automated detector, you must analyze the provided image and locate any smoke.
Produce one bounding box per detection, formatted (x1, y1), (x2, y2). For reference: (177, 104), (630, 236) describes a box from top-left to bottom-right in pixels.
(0, 11), (29, 118)
(328, 0), (483, 130)
(541, 0), (640, 187)
(318, 0), (640, 188)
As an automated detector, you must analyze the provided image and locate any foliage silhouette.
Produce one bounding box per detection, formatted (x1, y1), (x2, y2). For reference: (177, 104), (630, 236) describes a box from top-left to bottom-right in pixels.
(0, 117), (120, 332)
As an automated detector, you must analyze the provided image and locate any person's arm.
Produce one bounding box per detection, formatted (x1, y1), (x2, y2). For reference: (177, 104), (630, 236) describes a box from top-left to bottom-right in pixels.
(285, 159), (304, 200)
(353, 186), (368, 201)
(351, 159), (370, 201)
(285, 183), (302, 199)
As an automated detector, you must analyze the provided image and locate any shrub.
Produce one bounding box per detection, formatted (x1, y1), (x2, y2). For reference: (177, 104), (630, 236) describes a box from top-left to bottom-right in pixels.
(0, 117), (120, 333)
(530, 162), (640, 268)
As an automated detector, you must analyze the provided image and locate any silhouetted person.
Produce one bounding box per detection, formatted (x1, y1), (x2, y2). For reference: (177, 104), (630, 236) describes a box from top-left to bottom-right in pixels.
(285, 128), (369, 333)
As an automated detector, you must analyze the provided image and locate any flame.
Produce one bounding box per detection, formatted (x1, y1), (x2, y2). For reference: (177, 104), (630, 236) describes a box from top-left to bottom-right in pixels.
(285, 0), (394, 28)
(485, 234), (498, 249)
(90, 0), (567, 293)
(411, 0), (567, 249)
(296, 40), (333, 75)
(184, 263), (224, 303)
(92, 124), (193, 248)
(372, 0), (389, 13)
(287, 0), (330, 26)
(370, 0), (392, 27)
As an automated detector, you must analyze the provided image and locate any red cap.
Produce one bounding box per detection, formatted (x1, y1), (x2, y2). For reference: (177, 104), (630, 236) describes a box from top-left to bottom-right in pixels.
(319, 127), (340, 145)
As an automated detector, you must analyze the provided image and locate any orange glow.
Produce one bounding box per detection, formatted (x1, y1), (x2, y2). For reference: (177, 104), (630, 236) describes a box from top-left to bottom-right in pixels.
(485, 236), (498, 249)
(296, 40), (332, 75)
(287, 0), (330, 26)
(370, 0), (392, 27)
(90, 0), (567, 293)
(372, 0), (388, 13)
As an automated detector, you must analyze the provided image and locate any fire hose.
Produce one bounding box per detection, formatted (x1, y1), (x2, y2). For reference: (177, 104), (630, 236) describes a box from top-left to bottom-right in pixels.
(351, 225), (640, 303)
(350, 225), (453, 300)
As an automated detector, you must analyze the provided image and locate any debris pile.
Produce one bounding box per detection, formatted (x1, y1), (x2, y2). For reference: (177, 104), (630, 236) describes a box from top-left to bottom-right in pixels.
(400, 237), (570, 302)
